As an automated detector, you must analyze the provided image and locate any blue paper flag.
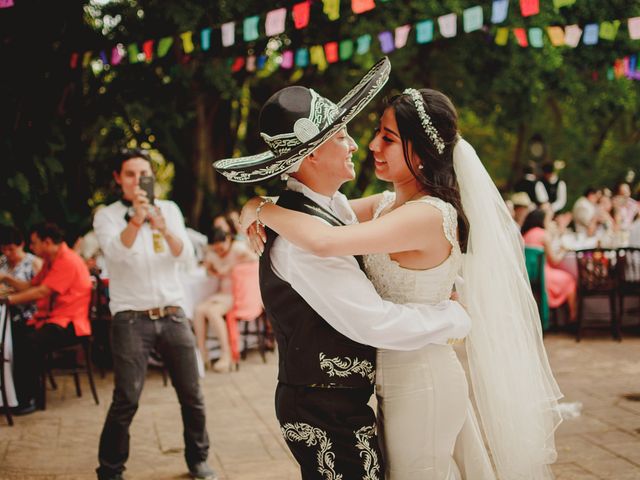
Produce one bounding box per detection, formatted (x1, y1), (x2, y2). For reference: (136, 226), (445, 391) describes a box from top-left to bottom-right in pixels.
(201, 28), (212, 51)
(491, 0), (509, 24)
(416, 20), (434, 44)
(295, 48), (309, 67)
(583, 23), (599, 45)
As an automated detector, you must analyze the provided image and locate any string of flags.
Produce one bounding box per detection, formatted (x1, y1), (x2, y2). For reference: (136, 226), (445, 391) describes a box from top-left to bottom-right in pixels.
(69, 0), (640, 82)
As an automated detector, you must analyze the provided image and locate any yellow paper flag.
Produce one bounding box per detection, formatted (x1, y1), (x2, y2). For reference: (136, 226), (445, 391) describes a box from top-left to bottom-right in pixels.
(599, 20), (620, 41)
(180, 32), (194, 54)
(310, 45), (328, 71)
(495, 27), (509, 45)
(323, 0), (340, 21)
(546, 26), (565, 46)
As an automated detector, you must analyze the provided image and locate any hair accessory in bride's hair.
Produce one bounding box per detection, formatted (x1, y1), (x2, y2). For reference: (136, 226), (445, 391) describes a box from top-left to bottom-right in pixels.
(403, 88), (445, 155)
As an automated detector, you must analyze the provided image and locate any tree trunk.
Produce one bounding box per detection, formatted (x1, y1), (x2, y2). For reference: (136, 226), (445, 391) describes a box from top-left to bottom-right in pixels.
(508, 122), (527, 191)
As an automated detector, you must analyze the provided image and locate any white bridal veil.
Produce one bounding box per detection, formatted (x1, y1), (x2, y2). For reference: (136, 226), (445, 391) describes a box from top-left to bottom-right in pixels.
(453, 138), (563, 479)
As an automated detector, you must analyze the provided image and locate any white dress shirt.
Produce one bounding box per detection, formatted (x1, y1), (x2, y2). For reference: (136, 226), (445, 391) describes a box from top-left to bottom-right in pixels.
(535, 177), (567, 213)
(269, 178), (471, 351)
(94, 199), (194, 315)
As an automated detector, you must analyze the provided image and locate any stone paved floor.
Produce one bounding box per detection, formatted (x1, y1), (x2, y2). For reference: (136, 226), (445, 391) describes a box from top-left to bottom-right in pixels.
(1, 332), (639, 479)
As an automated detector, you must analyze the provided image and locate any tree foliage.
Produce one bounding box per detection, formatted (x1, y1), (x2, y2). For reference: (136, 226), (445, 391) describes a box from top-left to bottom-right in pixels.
(1, 0), (639, 238)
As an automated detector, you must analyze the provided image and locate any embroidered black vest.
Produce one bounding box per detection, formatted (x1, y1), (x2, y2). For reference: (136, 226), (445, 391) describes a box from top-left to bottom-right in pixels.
(514, 177), (539, 205)
(259, 190), (376, 388)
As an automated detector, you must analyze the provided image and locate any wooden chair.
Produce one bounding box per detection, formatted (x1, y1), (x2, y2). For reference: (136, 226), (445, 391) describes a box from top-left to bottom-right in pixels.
(226, 262), (267, 366)
(575, 248), (620, 341)
(0, 305), (14, 426)
(524, 246), (550, 330)
(617, 247), (640, 329)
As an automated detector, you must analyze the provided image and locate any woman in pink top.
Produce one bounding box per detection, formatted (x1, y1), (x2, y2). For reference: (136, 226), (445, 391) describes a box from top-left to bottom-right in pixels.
(522, 209), (577, 321)
(194, 227), (256, 372)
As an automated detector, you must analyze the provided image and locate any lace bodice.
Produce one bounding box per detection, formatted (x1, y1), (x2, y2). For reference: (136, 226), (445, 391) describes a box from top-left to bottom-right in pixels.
(363, 191), (462, 305)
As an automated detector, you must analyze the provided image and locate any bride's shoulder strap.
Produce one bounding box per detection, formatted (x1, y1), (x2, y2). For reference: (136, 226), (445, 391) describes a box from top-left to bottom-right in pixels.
(372, 191), (395, 219)
(407, 196), (459, 251)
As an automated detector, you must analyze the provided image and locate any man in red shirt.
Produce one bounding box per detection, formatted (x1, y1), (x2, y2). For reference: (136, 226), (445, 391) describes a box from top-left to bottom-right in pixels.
(0, 222), (92, 414)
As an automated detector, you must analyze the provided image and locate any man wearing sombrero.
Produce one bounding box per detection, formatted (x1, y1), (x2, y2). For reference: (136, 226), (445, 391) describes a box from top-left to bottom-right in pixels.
(214, 58), (471, 479)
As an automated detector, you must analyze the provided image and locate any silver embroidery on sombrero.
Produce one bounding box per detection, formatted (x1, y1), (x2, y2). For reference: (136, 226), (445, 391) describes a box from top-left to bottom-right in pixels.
(355, 425), (381, 480)
(260, 90), (340, 155)
(218, 62), (389, 183)
(319, 353), (375, 384)
(281, 423), (342, 480)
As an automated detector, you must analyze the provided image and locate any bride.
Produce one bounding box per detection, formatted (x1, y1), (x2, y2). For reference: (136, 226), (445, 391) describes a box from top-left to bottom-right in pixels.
(240, 88), (562, 479)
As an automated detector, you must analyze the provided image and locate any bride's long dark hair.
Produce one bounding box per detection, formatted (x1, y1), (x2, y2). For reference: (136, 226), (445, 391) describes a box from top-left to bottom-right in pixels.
(385, 89), (469, 252)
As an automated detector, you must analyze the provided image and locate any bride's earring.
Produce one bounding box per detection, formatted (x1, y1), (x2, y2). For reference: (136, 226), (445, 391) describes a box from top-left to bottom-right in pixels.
(418, 164), (424, 170)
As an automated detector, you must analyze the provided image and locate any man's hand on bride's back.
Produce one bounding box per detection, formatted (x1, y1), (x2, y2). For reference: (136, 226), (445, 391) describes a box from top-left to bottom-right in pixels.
(240, 197), (267, 256)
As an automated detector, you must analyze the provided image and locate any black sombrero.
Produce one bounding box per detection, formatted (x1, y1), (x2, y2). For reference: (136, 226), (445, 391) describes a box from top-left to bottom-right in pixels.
(213, 57), (391, 183)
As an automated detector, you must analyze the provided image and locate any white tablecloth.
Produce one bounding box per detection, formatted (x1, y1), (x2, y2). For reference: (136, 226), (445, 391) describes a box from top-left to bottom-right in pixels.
(180, 268), (220, 320)
(0, 305), (18, 407)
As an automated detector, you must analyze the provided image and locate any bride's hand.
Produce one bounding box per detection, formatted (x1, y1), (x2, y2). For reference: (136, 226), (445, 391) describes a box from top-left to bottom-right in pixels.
(240, 197), (268, 255)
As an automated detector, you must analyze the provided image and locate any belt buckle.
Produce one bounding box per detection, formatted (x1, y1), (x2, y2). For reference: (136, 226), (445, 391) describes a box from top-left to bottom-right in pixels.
(148, 307), (164, 320)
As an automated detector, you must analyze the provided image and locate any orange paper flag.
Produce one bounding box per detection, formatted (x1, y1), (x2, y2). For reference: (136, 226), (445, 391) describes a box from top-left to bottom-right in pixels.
(546, 26), (565, 46)
(352, 0), (375, 15)
(324, 42), (339, 63)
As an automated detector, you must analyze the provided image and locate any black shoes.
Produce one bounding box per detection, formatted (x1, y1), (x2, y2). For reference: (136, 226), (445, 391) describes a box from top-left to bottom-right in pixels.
(188, 461), (217, 480)
(11, 398), (37, 416)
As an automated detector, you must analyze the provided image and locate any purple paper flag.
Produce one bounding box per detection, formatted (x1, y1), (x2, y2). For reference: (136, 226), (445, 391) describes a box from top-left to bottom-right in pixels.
(378, 31), (394, 54)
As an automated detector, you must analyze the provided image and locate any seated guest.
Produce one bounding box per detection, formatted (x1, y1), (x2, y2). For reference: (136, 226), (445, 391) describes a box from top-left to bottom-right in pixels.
(0, 222), (92, 413)
(522, 210), (577, 322)
(0, 226), (43, 413)
(572, 187), (602, 236)
(597, 194), (621, 234)
(510, 192), (533, 228)
(613, 182), (639, 231)
(193, 227), (256, 373)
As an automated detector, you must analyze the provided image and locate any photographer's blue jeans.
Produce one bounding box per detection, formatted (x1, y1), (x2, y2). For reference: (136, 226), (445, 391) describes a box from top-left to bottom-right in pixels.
(96, 309), (209, 478)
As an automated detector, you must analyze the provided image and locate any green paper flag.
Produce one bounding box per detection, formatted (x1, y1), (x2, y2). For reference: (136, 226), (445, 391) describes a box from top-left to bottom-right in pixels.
(127, 44), (141, 63)
(599, 20), (620, 41)
(552, 0), (576, 8)
(244, 16), (260, 42)
(529, 28), (544, 47)
(339, 39), (354, 60)
(463, 6), (483, 33)
(157, 37), (174, 58)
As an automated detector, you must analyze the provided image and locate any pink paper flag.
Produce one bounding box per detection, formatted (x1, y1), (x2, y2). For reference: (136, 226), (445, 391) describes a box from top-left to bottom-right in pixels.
(324, 42), (339, 63)
(110, 44), (124, 65)
(265, 8), (287, 36)
(395, 24), (411, 49)
(245, 56), (256, 72)
(293, 1), (311, 29)
(438, 13), (457, 38)
(352, 0), (375, 15)
(520, 0), (539, 17)
(70, 53), (79, 69)
(0, 0), (14, 8)
(629, 17), (640, 40)
(564, 24), (582, 47)
(513, 28), (529, 47)
(221, 22), (235, 47)
(143, 40), (154, 61)
(546, 26), (565, 46)
(281, 50), (295, 69)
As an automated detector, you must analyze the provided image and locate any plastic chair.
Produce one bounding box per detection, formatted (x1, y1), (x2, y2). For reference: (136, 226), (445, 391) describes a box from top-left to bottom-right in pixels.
(617, 247), (640, 327)
(575, 248), (620, 341)
(0, 305), (13, 426)
(226, 262), (266, 365)
(524, 246), (550, 330)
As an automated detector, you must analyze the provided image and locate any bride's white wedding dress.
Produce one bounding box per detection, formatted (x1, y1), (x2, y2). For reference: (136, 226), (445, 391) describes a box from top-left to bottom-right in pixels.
(364, 191), (496, 480)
